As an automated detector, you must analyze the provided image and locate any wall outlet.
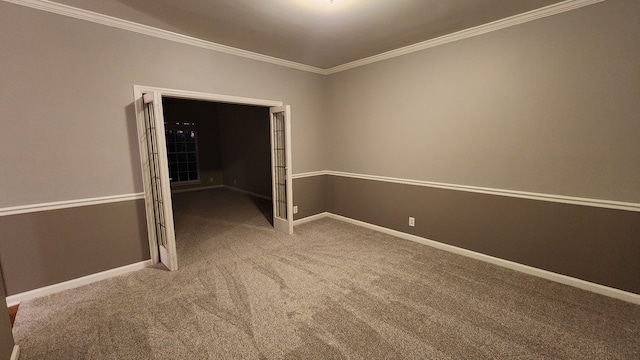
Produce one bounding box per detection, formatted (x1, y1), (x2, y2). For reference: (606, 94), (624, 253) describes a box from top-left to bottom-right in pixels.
(293, 206), (298, 214)
(408, 217), (415, 227)
(233, 179), (237, 185)
(209, 177), (214, 183)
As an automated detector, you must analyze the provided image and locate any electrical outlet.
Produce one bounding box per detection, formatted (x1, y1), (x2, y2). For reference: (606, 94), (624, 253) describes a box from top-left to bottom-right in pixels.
(409, 217), (415, 227)
(293, 206), (298, 214)
(209, 177), (214, 183)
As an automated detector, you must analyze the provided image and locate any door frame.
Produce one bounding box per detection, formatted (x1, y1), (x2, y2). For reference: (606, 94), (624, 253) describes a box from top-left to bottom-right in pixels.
(133, 85), (287, 267)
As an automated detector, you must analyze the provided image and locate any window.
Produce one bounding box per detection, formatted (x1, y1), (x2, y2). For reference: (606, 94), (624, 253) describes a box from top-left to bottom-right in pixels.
(165, 123), (199, 183)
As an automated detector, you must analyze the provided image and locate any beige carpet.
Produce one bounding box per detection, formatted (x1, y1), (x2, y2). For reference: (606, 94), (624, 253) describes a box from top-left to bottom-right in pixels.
(12, 188), (640, 359)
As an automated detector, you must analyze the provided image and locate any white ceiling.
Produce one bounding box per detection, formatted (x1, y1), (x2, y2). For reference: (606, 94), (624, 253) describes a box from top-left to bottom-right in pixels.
(53, 0), (565, 69)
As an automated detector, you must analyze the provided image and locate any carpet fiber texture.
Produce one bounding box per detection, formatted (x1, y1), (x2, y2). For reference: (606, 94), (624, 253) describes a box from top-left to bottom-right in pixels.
(12, 188), (640, 359)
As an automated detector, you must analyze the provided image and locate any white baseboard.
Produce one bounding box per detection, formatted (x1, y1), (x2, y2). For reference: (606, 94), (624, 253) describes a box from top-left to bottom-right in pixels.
(224, 185), (272, 201)
(171, 185), (223, 194)
(294, 212), (640, 305)
(5, 260), (153, 307)
(10, 345), (19, 360)
(293, 212), (330, 225)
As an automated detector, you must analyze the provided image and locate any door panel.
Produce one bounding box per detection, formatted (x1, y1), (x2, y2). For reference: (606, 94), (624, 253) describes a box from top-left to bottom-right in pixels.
(270, 106), (293, 234)
(142, 92), (178, 270)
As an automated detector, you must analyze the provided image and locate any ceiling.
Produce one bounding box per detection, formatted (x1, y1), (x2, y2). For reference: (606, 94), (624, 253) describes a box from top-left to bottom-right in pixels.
(52, 0), (565, 69)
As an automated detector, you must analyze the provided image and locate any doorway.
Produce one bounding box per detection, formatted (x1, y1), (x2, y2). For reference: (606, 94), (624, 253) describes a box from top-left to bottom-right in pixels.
(133, 86), (294, 271)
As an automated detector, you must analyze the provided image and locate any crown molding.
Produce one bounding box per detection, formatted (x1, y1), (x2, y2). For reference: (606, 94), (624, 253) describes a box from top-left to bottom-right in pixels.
(3, 0), (603, 75)
(2, 0), (326, 75)
(325, 0), (604, 74)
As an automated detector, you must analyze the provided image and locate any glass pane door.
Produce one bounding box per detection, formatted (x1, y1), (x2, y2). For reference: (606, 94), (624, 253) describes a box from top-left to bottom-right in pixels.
(270, 105), (293, 234)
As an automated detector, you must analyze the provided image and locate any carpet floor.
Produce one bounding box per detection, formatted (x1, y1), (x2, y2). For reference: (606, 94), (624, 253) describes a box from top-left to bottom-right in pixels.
(12, 188), (640, 359)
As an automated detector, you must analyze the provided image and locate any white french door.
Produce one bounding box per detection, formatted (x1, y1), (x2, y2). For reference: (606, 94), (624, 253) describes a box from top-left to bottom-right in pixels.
(141, 91), (178, 270)
(270, 106), (293, 234)
(134, 86), (293, 270)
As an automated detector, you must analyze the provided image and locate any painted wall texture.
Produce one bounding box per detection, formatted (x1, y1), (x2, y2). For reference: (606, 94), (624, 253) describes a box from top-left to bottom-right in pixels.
(1, 0), (639, 297)
(0, 0), (324, 295)
(325, 0), (639, 203)
(0, 1), (326, 208)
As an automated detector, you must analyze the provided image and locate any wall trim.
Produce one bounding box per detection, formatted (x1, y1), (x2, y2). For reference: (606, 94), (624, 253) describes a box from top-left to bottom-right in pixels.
(292, 171), (327, 179)
(2, 0), (325, 75)
(3, 0), (602, 75)
(10, 346), (19, 360)
(325, 0), (604, 74)
(0, 192), (145, 217)
(5, 260), (153, 307)
(292, 170), (640, 212)
(171, 185), (223, 194)
(294, 212), (640, 304)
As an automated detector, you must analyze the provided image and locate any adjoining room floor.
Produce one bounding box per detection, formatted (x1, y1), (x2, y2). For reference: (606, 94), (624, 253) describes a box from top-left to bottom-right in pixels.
(12, 188), (640, 359)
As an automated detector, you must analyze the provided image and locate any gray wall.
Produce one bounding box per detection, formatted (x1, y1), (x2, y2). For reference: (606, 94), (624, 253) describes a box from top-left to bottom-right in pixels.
(0, 1), (326, 209)
(326, 175), (640, 294)
(0, 1), (325, 295)
(293, 176), (327, 220)
(162, 97), (223, 189)
(294, 0), (640, 295)
(325, 0), (640, 203)
(0, 268), (15, 359)
(293, 172), (640, 294)
(0, 201), (149, 295)
(219, 104), (272, 198)
(1, 0), (638, 298)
